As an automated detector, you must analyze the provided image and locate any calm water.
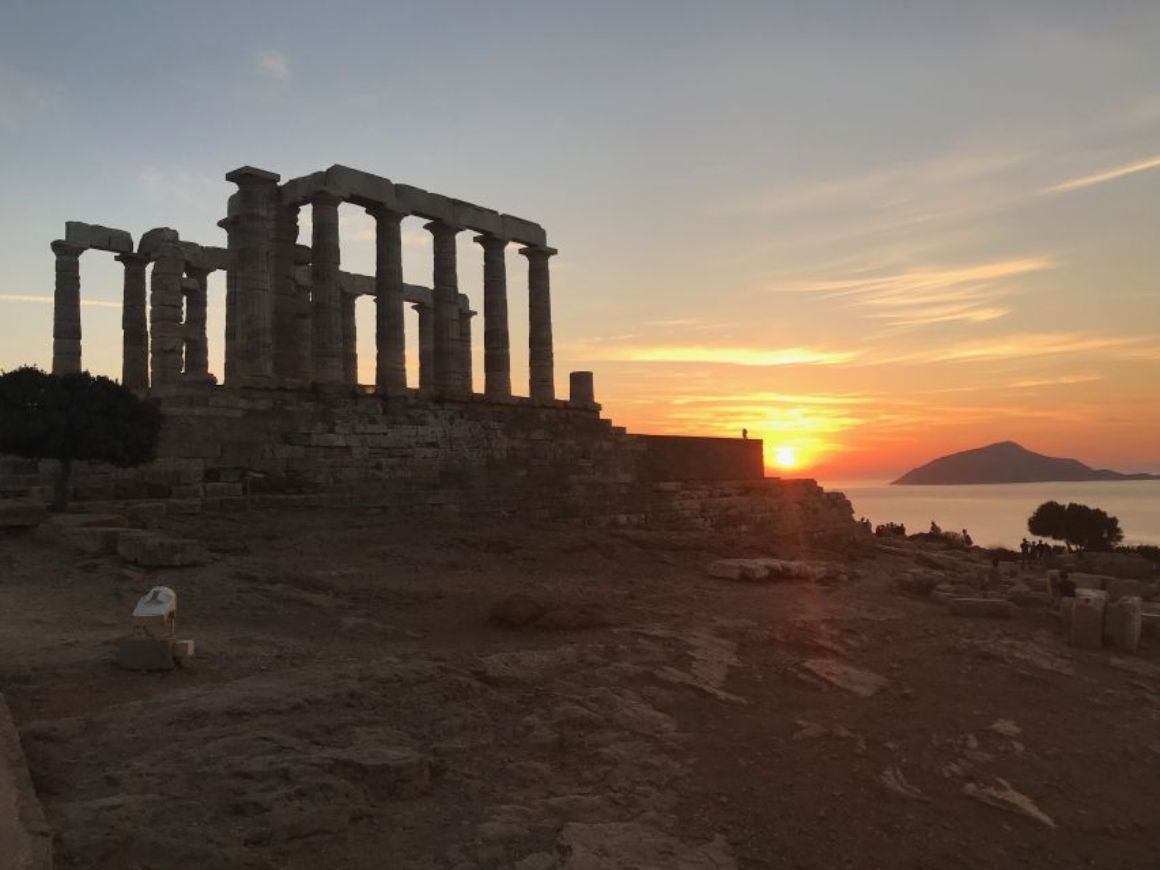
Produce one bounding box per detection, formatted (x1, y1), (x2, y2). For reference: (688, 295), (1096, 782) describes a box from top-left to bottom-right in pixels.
(820, 479), (1160, 549)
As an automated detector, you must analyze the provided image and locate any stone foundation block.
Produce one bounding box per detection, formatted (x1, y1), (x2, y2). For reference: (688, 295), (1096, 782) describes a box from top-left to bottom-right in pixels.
(1104, 595), (1142, 652)
(0, 499), (48, 529)
(1070, 595), (1106, 650)
(949, 598), (1013, 618)
(50, 525), (126, 555)
(118, 533), (208, 568)
(1106, 578), (1146, 602)
(117, 637), (176, 671)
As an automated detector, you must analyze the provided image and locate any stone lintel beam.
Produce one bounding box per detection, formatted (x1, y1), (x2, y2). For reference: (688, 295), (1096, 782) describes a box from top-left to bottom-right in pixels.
(64, 221), (133, 254)
(327, 164), (398, 210)
(277, 171), (327, 207)
(137, 227), (180, 259)
(398, 185), (457, 225)
(502, 215), (547, 247)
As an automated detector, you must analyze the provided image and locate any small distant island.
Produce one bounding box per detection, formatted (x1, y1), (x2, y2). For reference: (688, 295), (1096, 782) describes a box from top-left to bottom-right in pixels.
(893, 441), (1160, 486)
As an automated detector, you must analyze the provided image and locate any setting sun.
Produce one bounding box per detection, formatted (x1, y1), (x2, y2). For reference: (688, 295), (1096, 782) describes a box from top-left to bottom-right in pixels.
(774, 446), (797, 469)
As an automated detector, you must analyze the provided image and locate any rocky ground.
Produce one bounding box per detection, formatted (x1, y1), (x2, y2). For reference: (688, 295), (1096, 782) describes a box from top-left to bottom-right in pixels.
(1, 506), (1158, 869)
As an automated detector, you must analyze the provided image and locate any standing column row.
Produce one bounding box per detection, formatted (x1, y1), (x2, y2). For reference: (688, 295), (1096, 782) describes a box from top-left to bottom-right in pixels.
(310, 190), (343, 384)
(521, 245), (556, 401)
(370, 206), (406, 394)
(116, 252), (150, 389)
(183, 267), (210, 380)
(224, 166), (280, 385)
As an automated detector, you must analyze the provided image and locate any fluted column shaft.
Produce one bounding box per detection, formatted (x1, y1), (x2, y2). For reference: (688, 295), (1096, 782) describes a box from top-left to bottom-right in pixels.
(459, 308), (475, 394)
(474, 235), (511, 398)
(217, 216), (240, 385)
(425, 221), (463, 395)
(272, 204), (305, 380)
(341, 290), (358, 384)
(226, 167), (280, 382)
(520, 246), (556, 400)
(310, 190), (343, 384)
(369, 206), (406, 394)
(183, 267), (210, 379)
(116, 252), (150, 389)
(149, 244), (185, 386)
(51, 241), (84, 375)
(413, 302), (434, 391)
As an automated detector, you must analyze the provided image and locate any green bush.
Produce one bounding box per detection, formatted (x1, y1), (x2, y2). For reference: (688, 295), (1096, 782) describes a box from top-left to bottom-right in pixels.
(1028, 499), (1124, 552)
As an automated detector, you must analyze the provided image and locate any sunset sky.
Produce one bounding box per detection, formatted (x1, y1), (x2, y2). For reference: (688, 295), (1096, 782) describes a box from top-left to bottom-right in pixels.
(1, 1), (1158, 481)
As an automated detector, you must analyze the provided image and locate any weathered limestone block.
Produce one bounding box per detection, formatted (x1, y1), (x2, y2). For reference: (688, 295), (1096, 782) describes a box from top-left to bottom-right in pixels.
(0, 693), (53, 870)
(117, 637), (176, 671)
(117, 533), (208, 567)
(1070, 594), (1106, 649)
(1104, 595), (1143, 652)
(950, 598), (1014, 618)
(1070, 572), (1112, 592)
(64, 220), (132, 253)
(0, 499), (47, 529)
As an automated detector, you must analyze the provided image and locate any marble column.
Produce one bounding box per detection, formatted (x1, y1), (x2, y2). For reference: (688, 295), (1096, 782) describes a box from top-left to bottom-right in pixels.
(224, 166), (280, 383)
(115, 252), (150, 389)
(424, 220), (463, 395)
(149, 244), (185, 386)
(458, 307), (475, 394)
(216, 216), (240, 385)
(183, 267), (210, 380)
(310, 189), (343, 384)
(473, 234), (511, 399)
(412, 301), (434, 391)
(520, 245), (557, 401)
(341, 289), (358, 385)
(368, 206), (406, 394)
(272, 204), (304, 381)
(50, 240), (84, 375)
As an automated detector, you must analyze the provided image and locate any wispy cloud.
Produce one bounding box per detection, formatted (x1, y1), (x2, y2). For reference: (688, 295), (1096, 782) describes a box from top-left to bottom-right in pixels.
(783, 256), (1051, 327)
(0, 294), (119, 308)
(1043, 154), (1160, 194)
(1006, 374), (1100, 389)
(256, 50), (291, 81)
(592, 345), (858, 367)
(898, 332), (1143, 364)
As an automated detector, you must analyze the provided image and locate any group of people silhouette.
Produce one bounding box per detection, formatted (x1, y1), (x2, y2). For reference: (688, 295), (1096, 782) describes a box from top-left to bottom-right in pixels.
(1019, 537), (1054, 568)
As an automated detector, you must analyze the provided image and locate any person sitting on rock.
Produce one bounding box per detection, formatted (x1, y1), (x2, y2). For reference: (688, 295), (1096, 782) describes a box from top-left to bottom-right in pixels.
(962, 529), (973, 547)
(929, 520), (942, 536)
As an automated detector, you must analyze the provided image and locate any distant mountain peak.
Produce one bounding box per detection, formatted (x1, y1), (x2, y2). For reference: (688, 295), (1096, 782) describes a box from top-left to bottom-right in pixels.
(892, 442), (1158, 486)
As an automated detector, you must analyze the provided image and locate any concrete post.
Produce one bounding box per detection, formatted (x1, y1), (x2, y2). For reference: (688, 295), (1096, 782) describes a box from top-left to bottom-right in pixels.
(149, 244), (185, 386)
(473, 234), (511, 399)
(272, 204), (305, 381)
(520, 245), (557, 401)
(341, 289), (358, 385)
(50, 240), (84, 375)
(368, 206), (407, 394)
(310, 189), (343, 384)
(115, 251), (150, 389)
(224, 166), (280, 384)
(183, 267), (210, 380)
(412, 301), (434, 391)
(424, 220), (463, 395)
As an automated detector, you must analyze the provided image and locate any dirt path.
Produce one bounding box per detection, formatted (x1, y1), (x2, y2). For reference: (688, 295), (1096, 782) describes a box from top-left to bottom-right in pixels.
(1, 508), (1157, 868)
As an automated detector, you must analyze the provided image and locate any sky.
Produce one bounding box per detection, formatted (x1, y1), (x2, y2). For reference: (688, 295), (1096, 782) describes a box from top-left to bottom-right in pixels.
(1, 0), (1158, 481)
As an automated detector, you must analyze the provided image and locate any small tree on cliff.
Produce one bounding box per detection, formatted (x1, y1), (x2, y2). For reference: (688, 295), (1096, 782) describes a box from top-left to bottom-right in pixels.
(1028, 500), (1124, 552)
(0, 367), (162, 511)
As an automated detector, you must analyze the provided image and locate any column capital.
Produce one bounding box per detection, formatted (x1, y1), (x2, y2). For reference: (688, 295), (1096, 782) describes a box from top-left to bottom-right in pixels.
(473, 234), (508, 252)
(216, 215), (240, 231)
(184, 264), (212, 280)
(424, 219), (462, 239)
(310, 188), (344, 208)
(225, 165), (281, 186)
(114, 251), (151, 266)
(51, 240), (85, 258)
(411, 301), (430, 312)
(366, 203), (405, 223)
(518, 245), (557, 261)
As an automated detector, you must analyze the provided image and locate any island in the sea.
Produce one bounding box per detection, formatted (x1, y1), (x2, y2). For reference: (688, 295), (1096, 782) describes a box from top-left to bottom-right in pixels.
(892, 440), (1160, 485)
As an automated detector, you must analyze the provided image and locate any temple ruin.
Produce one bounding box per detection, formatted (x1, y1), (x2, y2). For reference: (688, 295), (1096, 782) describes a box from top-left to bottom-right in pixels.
(14, 164), (855, 537)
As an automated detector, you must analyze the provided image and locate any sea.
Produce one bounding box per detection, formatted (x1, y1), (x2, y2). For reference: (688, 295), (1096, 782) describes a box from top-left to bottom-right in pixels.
(819, 479), (1160, 549)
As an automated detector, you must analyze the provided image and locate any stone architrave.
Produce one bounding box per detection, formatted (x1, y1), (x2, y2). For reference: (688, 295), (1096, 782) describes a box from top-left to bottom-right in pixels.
(520, 245), (557, 400)
(50, 240), (85, 375)
(225, 166), (280, 383)
(310, 190), (343, 384)
(149, 244), (185, 385)
(368, 206), (406, 394)
(340, 289), (358, 385)
(115, 252), (150, 389)
(182, 267), (210, 379)
(459, 307), (475, 394)
(474, 234), (511, 398)
(272, 204), (306, 380)
(424, 220), (463, 395)
(412, 301), (434, 391)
